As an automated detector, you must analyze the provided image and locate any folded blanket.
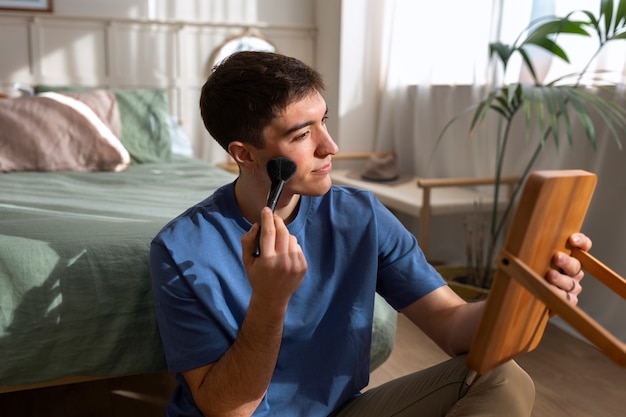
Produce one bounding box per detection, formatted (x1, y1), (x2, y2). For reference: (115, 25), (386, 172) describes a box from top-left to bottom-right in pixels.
(0, 91), (130, 173)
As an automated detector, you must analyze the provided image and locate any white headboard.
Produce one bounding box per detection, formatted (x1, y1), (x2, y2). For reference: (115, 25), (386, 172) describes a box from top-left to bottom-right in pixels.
(0, 13), (316, 162)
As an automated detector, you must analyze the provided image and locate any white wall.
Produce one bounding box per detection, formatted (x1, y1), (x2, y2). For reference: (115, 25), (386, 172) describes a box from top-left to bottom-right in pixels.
(314, 0), (341, 146)
(52, 0), (259, 21)
(315, 0), (382, 154)
(0, 0), (318, 163)
(52, 0), (316, 28)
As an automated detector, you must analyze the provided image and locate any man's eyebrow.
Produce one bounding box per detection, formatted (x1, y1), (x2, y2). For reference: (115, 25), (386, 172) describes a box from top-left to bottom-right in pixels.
(284, 106), (328, 136)
(285, 120), (314, 135)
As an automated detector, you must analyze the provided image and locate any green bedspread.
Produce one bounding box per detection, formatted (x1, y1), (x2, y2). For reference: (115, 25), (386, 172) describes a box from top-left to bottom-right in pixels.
(0, 157), (236, 388)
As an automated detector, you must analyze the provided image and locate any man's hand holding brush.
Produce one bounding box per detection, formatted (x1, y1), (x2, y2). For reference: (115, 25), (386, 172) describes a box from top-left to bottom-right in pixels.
(241, 156), (307, 305)
(242, 207), (308, 305)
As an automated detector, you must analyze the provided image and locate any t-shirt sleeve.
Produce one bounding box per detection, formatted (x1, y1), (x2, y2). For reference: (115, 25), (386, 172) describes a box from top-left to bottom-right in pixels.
(371, 197), (446, 310)
(150, 237), (239, 373)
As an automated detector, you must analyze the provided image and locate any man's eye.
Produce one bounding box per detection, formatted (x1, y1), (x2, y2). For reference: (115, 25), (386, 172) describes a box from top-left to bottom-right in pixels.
(295, 131), (310, 141)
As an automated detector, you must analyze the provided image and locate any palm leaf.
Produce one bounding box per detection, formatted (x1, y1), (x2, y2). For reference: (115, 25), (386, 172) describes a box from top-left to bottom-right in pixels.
(522, 19), (590, 63)
(566, 92), (597, 148)
(543, 87), (562, 148)
(489, 42), (514, 68)
(554, 88), (575, 147)
(507, 83), (522, 108)
(580, 10), (604, 40)
(435, 104), (478, 146)
(569, 88), (626, 150)
(533, 88), (548, 142)
(602, 0), (615, 39)
(469, 90), (500, 131)
(525, 18), (590, 40)
(494, 94), (511, 113)
(489, 101), (511, 119)
(570, 95), (621, 149)
(580, 10), (600, 28)
(570, 87), (626, 125)
(617, 0), (626, 28)
(516, 48), (539, 83)
(521, 85), (535, 142)
(522, 37), (570, 62)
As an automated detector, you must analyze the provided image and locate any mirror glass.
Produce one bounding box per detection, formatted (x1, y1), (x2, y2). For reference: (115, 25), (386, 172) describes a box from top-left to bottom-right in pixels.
(210, 30), (277, 68)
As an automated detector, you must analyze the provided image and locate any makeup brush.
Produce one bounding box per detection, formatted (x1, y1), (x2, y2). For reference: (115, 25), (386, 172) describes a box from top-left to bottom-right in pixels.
(252, 157), (297, 257)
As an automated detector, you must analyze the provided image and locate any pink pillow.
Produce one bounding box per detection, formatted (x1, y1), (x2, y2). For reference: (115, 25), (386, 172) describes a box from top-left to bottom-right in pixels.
(0, 91), (130, 173)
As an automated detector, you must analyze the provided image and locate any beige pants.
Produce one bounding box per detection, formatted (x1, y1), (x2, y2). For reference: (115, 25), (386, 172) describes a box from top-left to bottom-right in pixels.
(333, 355), (535, 417)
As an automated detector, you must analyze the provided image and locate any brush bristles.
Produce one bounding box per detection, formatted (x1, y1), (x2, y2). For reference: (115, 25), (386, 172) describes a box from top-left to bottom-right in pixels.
(267, 157), (297, 182)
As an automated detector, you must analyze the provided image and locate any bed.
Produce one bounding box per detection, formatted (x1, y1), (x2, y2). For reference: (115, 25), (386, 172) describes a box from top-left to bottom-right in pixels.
(0, 156), (237, 390)
(0, 87), (397, 393)
(0, 87), (236, 392)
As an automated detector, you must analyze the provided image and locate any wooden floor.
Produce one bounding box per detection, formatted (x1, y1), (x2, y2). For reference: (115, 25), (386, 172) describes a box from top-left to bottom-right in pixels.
(367, 314), (626, 417)
(2, 315), (625, 416)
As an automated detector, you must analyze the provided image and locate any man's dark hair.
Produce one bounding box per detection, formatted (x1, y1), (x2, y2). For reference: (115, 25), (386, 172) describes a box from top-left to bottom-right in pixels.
(200, 51), (325, 151)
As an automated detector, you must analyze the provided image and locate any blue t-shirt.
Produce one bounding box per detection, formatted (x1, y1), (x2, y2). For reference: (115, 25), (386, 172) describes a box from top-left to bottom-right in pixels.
(150, 182), (445, 416)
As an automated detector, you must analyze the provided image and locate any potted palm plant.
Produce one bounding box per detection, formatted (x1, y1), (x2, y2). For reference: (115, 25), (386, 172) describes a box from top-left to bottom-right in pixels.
(437, 1), (626, 291)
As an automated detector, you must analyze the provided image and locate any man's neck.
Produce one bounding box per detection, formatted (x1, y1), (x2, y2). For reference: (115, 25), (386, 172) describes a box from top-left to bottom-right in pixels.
(234, 176), (301, 225)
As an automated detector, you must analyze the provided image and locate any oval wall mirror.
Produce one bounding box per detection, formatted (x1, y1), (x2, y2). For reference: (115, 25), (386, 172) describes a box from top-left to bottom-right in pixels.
(209, 28), (277, 69)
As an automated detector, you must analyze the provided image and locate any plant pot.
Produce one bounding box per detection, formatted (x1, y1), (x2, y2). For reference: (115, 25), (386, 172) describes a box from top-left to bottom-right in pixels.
(435, 265), (490, 301)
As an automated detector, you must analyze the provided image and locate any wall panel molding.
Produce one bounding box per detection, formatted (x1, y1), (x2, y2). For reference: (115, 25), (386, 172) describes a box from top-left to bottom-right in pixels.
(0, 13), (316, 162)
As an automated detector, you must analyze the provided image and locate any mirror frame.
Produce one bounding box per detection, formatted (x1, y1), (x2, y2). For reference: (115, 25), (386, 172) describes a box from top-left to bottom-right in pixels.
(209, 28), (277, 70)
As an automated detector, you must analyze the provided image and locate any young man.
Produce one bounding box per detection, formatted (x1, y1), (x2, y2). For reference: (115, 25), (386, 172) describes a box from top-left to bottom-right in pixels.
(150, 51), (591, 417)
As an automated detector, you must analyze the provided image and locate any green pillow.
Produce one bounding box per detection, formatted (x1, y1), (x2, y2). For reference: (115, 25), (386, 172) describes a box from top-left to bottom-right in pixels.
(34, 85), (172, 164)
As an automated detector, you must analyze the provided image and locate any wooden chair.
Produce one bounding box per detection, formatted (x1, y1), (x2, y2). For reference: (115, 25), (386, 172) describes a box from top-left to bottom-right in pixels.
(466, 170), (626, 380)
(417, 176), (518, 258)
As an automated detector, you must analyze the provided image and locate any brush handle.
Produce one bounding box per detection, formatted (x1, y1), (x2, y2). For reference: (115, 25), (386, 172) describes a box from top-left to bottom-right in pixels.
(252, 180), (286, 257)
(252, 228), (262, 257)
(266, 180), (285, 211)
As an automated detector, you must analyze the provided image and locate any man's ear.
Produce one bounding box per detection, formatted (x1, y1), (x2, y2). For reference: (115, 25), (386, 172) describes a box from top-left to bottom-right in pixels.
(228, 141), (257, 169)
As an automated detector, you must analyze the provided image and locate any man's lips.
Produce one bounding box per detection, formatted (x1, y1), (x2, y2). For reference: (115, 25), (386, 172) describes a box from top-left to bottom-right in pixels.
(312, 162), (332, 174)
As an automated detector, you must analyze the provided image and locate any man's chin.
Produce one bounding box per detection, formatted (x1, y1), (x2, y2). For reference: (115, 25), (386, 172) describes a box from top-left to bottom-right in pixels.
(299, 184), (332, 197)
(290, 175), (333, 197)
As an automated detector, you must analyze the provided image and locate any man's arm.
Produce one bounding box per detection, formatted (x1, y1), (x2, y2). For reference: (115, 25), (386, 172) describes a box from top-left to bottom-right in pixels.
(183, 208), (307, 417)
(402, 233), (592, 356)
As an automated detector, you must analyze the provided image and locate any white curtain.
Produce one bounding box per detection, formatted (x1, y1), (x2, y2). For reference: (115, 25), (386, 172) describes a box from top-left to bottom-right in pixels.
(373, 0), (509, 178)
(368, 0), (626, 342)
(374, 0), (626, 177)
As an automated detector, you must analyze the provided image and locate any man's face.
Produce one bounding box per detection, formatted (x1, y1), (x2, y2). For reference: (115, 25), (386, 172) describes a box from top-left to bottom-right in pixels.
(257, 91), (339, 197)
